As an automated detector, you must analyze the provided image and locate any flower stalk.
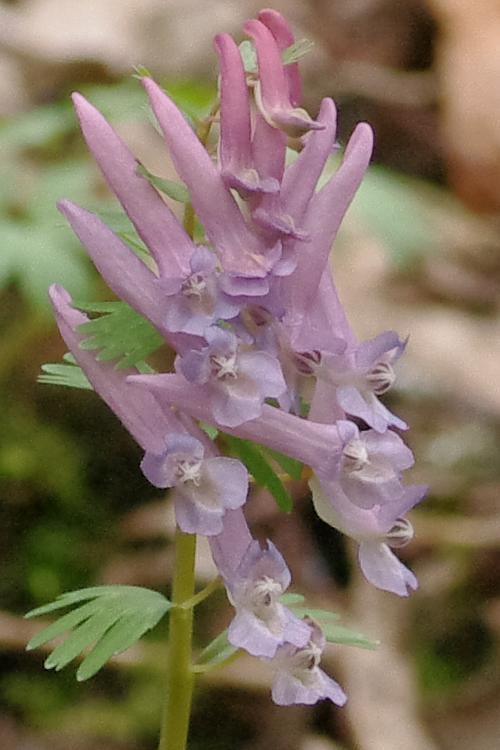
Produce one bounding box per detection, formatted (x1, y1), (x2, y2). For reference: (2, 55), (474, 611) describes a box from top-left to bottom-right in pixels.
(158, 528), (197, 750)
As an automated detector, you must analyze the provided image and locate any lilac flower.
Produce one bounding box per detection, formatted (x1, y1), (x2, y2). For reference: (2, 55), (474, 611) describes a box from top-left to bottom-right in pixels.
(52, 6), (426, 606)
(141, 433), (248, 536)
(57, 200), (198, 356)
(176, 326), (286, 427)
(71, 93), (193, 280)
(257, 9), (302, 107)
(244, 19), (325, 138)
(322, 420), (415, 509)
(222, 540), (311, 657)
(270, 617), (347, 706)
(48, 284), (183, 454)
(158, 246), (239, 336)
(318, 331), (408, 433)
(49, 285), (245, 538)
(214, 32), (279, 196)
(143, 77), (281, 286)
(279, 123), (374, 344)
(128, 372), (344, 477)
(310, 476), (426, 596)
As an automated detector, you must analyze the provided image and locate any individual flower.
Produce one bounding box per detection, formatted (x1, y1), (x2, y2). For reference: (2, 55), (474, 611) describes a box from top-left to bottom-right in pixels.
(310, 476), (426, 596)
(270, 617), (347, 706)
(141, 433), (248, 536)
(158, 246), (239, 336)
(49, 285), (244, 538)
(176, 326), (286, 427)
(143, 77), (282, 287)
(128, 371), (344, 476)
(323, 420), (415, 509)
(318, 331), (408, 433)
(222, 540), (311, 657)
(244, 18), (325, 137)
(215, 32), (279, 196)
(48, 284), (182, 454)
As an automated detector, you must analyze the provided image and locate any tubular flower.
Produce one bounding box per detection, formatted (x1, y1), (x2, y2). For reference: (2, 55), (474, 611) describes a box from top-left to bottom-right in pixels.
(270, 617), (347, 706)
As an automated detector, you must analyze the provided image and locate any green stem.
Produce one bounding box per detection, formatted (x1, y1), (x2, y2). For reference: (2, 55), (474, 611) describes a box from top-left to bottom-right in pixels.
(158, 529), (197, 750)
(180, 576), (222, 610)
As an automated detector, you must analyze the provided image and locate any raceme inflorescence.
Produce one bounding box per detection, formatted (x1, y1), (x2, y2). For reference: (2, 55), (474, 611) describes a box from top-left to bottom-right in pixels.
(31, 8), (426, 748)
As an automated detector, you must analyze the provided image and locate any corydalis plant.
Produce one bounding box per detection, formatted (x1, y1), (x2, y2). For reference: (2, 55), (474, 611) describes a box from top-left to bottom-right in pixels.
(30, 9), (426, 750)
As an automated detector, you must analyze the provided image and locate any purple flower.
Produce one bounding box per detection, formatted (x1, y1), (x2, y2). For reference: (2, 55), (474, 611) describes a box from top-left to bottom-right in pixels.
(257, 9), (302, 107)
(310, 477), (426, 596)
(214, 32), (279, 197)
(141, 433), (248, 536)
(279, 123), (374, 344)
(244, 19), (325, 138)
(128, 372), (344, 476)
(323, 420), (415, 509)
(70, 93), (193, 280)
(57, 200), (197, 356)
(143, 77), (281, 284)
(177, 326), (286, 427)
(158, 246), (239, 335)
(223, 540), (311, 657)
(270, 617), (347, 706)
(319, 331), (408, 433)
(48, 284), (183, 453)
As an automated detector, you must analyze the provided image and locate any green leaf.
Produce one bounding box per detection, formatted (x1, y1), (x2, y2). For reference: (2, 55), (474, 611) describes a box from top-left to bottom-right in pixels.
(262, 447), (303, 481)
(38, 353), (92, 391)
(195, 630), (239, 670)
(199, 422), (219, 440)
(290, 606), (340, 623)
(282, 39), (315, 65)
(279, 593), (305, 605)
(321, 623), (379, 651)
(74, 301), (164, 369)
(136, 164), (190, 203)
(26, 585), (171, 680)
(163, 80), (217, 122)
(239, 38), (313, 73)
(223, 435), (293, 513)
(287, 601), (378, 650)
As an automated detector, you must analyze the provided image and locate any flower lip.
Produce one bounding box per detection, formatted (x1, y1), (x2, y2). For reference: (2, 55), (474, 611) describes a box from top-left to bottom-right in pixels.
(210, 350), (239, 380)
(342, 438), (369, 473)
(366, 359), (396, 395)
(385, 517), (414, 548)
(182, 273), (207, 298)
(175, 458), (203, 486)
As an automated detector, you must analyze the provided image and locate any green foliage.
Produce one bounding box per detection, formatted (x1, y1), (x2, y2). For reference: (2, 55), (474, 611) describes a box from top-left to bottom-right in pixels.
(136, 164), (190, 203)
(239, 38), (314, 73)
(163, 80), (217, 122)
(0, 160), (95, 310)
(26, 586), (172, 681)
(194, 630), (239, 672)
(223, 435), (294, 513)
(281, 39), (315, 65)
(199, 422), (219, 440)
(39, 353), (92, 391)
(74, 300), (164, 369)
(288, 603), (378, 650)
(263, 446), (303, 481)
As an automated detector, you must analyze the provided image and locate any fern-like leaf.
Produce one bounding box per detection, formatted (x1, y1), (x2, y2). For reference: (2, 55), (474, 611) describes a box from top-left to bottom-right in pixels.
(26, 585), (172, 680)
(74, 301), (164, 370)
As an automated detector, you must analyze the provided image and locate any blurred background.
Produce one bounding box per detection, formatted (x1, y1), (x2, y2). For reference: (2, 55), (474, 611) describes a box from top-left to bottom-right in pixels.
(1, 0), (500, 748)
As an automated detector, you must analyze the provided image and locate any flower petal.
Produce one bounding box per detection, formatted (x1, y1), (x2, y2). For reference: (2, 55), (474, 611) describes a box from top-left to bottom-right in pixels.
(72, 93), (192, 277)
